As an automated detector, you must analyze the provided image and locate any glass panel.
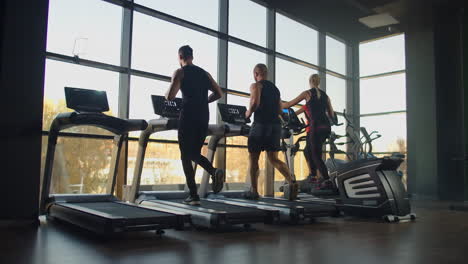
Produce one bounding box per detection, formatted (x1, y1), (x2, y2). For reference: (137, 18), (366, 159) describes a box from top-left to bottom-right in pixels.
(326, 114), (347, 152)
(43, 60), (119, 134)
(360, 34), (405, 76)
(360, 73), (406, 114)
(326, 74), (346, 114)
(45, 136), (114, 194)
(359, 113), (407, 153)
(129, 76), (217, 140)
(276, 13), (318, 64)
(226, 148), (267, 189)
(326, 35), (346, 75)
(229, 0), (267, 46)
(275, 58), (317, 101)
(127, 141), (215, 187)
(132, 13), (218, 79)
(135, 0), (219, 30)
(228, 43), (267, 93)
(46, 0), (122, 65)
(127, 141), (184, 186)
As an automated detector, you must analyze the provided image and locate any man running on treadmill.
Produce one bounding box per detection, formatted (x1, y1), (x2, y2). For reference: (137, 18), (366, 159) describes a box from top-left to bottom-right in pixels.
(245, 64), (299, 200)
(166, 45), (225, 205)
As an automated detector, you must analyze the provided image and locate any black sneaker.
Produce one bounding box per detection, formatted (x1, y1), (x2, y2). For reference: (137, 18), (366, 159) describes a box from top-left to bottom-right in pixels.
(243, 191), (260, 200)
(183, 195), (201, 206)
(212, 168), (225, 194)
(284, 182), (299, 201)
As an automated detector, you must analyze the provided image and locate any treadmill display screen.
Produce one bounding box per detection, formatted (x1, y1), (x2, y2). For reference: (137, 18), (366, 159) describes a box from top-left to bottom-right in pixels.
(64, 87), (109, 113)
(218, 103), (250, 124)
(152, 95), (183, 118)
(282, 108), (304, 132)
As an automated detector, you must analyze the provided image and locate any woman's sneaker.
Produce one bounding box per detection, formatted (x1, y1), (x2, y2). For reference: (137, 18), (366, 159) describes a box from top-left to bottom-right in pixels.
(183, 195), (201, 206)
(212, 168), (225, 194)
(314, 179), (338, 195)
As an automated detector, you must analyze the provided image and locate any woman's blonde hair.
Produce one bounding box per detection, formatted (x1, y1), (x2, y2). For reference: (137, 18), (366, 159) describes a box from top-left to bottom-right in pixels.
(309, 74), (321, 99)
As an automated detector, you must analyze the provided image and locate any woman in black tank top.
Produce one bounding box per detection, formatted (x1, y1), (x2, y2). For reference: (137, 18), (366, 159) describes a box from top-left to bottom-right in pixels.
(282, 74), (336, 191)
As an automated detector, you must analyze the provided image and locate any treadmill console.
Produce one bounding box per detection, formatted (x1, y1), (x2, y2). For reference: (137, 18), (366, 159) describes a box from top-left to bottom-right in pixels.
(65, 87), (109, 113)
(152, 95), (183, 119)
(281, 108), (305, 133)
(218, 103), (251, 124)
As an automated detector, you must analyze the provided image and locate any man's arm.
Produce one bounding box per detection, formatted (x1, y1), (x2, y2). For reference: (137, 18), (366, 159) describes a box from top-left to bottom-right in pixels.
(165, 69), (183, 100)
(245, 82), (262, 119)
(207, 72), (223, 103)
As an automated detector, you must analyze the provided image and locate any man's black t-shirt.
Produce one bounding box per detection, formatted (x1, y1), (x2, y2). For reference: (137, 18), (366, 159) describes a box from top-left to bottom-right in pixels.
(179, 65), (210, 124)
(253, 80), (281, 124)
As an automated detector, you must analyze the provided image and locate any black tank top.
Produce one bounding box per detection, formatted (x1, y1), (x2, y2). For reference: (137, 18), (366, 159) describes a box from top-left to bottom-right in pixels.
(306, 88), (330, 128)
(254, 80), (281, 124)
(179, 65), (210, 122)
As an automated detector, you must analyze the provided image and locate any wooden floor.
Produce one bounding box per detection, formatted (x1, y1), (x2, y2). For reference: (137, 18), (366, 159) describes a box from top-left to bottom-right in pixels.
(1, 201), (468, 264)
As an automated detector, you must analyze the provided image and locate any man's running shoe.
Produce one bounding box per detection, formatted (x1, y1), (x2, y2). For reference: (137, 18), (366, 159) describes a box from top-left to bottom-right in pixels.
(183, 195), (201, 206)
(212, 168), (225, 194)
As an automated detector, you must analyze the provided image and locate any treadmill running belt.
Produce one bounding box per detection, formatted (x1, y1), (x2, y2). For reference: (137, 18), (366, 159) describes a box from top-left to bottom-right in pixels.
(258, 198), (335, 211)
(171, 199), (261, 213)
(72, 202), (173, 218)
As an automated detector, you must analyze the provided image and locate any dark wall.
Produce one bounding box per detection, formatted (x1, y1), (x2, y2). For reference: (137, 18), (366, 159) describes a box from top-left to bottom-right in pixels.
(433, 5), (465, 201)
(0, 0), (49, 221)
(464, 10), (468, 201)
(405, 17), (439, 199)
(406, 3), (467, 201)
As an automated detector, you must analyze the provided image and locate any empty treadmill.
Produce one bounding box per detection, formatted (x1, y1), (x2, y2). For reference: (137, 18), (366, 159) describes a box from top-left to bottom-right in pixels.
(127, 96), (279, 229)
(39, 88), (189, 235)
(197, 104), (338, 223)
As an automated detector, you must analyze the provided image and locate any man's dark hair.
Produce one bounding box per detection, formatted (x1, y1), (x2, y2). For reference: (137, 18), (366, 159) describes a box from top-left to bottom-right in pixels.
(178, 45), (193, 60)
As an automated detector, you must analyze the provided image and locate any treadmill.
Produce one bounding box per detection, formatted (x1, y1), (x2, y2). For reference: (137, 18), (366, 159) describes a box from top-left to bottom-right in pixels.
(197, 103), (338, 224)
(39, 87), (189, 235)
(127, 96), (279, 229)
(278, 108), (416, 222)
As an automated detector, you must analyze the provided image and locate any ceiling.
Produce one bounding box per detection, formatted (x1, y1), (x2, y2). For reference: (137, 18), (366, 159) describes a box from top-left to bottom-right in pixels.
(258, 0), (466, 44)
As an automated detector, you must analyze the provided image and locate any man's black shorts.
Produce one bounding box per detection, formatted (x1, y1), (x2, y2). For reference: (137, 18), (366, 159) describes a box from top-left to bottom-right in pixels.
(248, 122), (282, 153)
(178, 121), (208, 161)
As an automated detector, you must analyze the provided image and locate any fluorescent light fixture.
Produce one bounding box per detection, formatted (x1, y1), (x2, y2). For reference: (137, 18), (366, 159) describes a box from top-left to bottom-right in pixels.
(359, 13), (399, 28)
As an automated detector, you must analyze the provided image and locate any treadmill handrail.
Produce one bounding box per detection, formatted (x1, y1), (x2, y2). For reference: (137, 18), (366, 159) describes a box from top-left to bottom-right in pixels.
(49, 112), (148, 135)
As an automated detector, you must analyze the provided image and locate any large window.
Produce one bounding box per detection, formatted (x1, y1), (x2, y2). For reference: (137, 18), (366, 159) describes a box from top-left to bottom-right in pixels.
(227, 43), (266, 93)
(135, 0), (219, 30)
(229, 0), (267, 46)
(360, 73), (406, 115)
(46, 0), (122, 65)
(44, 0), (352, 194)
(326, 74), (346, 114)
(275, 58), (317, 101)
(132, 13), (218, 79)
(359, 34), (407, 182)
(276, 13), (318, 64)
(326, 35), (346, 75)
(359, 34), (405, 77)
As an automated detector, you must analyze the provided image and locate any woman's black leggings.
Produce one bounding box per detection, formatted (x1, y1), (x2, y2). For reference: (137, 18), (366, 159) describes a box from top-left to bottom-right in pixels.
(306, 127), (331, 180)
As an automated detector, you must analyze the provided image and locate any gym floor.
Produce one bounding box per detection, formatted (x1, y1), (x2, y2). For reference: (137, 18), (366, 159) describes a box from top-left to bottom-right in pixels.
(1, 201), (467, 264)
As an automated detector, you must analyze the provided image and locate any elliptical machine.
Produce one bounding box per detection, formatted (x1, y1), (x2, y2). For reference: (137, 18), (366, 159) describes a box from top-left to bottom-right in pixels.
(280, 109), (416, 222)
